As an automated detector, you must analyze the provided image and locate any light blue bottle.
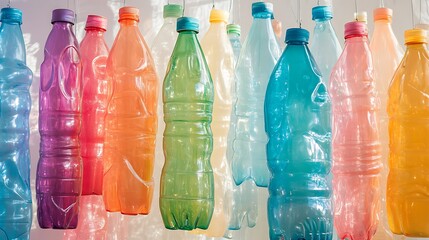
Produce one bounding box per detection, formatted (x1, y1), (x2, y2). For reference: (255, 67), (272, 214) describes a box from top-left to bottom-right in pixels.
(0, 8), (33, 240)
(227, 2), (280, 188)
(265, 28), (332, 240)
(310, 6), (342, 85)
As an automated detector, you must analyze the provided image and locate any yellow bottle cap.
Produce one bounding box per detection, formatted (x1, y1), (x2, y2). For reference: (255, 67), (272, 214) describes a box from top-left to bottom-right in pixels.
(405, 28), (427, 44)
(209, 9), (229, 23)
(119, 6), (139, 22)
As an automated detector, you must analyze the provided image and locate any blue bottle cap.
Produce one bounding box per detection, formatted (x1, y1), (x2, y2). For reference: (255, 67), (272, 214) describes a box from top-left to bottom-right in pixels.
(252, 2), (274, 19)
(51, 9), (75, 24)
(312, 6), (333, 21)
(177, 16), (199, 33)
(285, 28), (310, 43)
(0, 8), (22, 24)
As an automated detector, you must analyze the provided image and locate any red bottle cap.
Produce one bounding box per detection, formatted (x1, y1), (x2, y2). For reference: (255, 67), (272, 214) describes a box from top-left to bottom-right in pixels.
(85, 15), (107, 31)
(344, 21), (368, 39)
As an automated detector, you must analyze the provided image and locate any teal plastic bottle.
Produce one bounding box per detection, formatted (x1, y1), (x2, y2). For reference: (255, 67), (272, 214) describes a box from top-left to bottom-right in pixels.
(228, 2), (281, 188)
(265, 28), (332, 240)
(0, 7), (32, 240)
(310, 5), (342, 85)
(160, 17), (214, 231)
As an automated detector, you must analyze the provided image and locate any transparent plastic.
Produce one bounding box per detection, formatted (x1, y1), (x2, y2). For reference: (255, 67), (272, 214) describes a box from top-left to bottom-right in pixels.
(103, 16), (158, 214)
(387, 39), (429, 237)
(0, 8), (32, 239)
(80, 24), (109, 196)
(265, 29), (332, 240)
(310, 17), (342, 85)
(370, 13), (403, 240)
(329, 32), (381, 240)
(160, 28), (214, 231)
(228, 11), (281, 188)
(227, 25), (258, 232)
(37, 19), (82, 229)
(62, 195), (107, 240)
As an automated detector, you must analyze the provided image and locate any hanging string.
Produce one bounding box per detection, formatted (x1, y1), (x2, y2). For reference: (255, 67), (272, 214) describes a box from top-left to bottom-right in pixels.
(420, 0), (422, 24)
(411, 0), (415, 28)
(354, 0), (358, 21)
(380, 0), (384, 7)
(123, 0), (125, 6)
(212, 0), (215, 8)
(317, 0), (320, 6)
(7, 0), (10, 7)
(229, 0), (234, 23)
(298, 0), (301, 28)
(182, 0), (186, 16)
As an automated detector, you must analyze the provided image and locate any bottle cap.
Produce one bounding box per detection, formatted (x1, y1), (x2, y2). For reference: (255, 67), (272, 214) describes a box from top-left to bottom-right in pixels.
(119, 6), (139, 22)
(0, 7), (22, 24)
(227, 24), (241, 35)
(252, 2), (274, 19)
(209, 9), (229, 23)
(312, 6), (333, 21)
(373, 8), (392, 22)
(344, 21), (368, 38)
(177, 16), (199, 33)
(163, 4), (182, 18)
(285, 28), (309, 43)
(405, 28), (427, 44)
(85, 15), (107, 31)
(354, 11), (367, 23)
(51, 9), (75, 24)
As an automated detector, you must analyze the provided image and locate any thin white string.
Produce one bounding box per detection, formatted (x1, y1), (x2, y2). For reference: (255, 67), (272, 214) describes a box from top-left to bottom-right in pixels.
(412, 0), (415, 28)
(355, 0), (358, 20)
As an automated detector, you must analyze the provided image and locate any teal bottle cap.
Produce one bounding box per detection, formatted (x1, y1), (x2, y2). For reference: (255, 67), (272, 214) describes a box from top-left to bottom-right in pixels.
(1, 7), (22, 24)
(285, 28), (309, 43)
(312, 6), (333, 20)
(177, 16), (199, 33)
(164, 4), (182, 18)
(252, 2), (274, 19)
(227, 24), (241, 36)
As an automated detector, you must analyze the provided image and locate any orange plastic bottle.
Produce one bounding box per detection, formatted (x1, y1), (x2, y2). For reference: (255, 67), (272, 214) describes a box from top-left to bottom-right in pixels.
(103, 6), (158, 214)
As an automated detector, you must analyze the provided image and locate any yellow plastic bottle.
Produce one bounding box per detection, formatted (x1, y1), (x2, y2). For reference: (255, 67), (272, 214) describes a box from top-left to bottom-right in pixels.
(387, 28), (429, 237)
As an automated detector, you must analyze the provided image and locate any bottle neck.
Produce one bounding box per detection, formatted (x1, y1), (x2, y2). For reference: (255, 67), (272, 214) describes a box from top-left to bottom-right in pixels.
(208, 21), (227, 33)
(84, 27), (106, 37)
(119, 19), (138, 27)
(345, 35), (368, 43)
(406, 42), (427, 49)
(163, 17), (176, 24)
(0, 21), (25, 62)
(287, 41), (307, 45)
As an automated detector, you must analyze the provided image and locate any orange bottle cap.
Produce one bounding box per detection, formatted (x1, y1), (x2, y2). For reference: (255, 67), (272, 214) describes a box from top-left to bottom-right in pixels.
(405, 28), (427, 44)
(119, 6), (139, 22)
(209, 9), (229, 23)
(373, 7), (392, 22)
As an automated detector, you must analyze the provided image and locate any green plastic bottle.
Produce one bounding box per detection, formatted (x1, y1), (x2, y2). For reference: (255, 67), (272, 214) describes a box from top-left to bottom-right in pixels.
(160, 16), (214, 231)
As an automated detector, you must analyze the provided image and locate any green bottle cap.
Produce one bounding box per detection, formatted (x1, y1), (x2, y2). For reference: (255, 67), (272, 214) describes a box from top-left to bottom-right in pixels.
(227, 24), (241, 36)
(164, 4), (183, 18)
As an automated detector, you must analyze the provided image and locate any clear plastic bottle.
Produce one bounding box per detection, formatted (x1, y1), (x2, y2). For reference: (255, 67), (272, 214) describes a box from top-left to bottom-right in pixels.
(329, 21), (382, 240)
(265, 27), (332, 240)
(103, 6), (158, 215)
(80, 15), (109, 196)
(387, 28), (429, 237)
(310, 5), (342, 85)
(228, 1), (281, 188)
(194, 9), (234, 237)
(160, 16), (214, 231)
(370, 8), (403, 240)
(226, 23), (259, 232)
(0, 7), (32, 239)
(37, 8), (82, 229)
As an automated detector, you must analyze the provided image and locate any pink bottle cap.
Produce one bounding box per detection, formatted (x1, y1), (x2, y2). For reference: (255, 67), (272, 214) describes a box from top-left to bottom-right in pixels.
(85, 15), (107, 31)
(344, 21), (368, 39)
(373, 7), (392, 22)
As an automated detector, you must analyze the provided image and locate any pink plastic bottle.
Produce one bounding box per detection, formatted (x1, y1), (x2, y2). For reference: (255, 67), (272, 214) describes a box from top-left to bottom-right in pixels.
(370, 8), (403, 240)
(80, 15), (109, 195)
(329, 21), (382, 240)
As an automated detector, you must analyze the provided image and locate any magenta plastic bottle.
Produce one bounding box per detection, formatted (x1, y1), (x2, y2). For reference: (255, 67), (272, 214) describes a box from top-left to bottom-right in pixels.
(36, 9), (82, 229)
(80, 15), (109, 195)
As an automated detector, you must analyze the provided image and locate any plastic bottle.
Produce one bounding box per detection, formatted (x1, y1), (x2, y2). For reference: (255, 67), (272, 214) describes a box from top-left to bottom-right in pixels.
(265, 27), (332, 240)
(272, 19), (284, 50)
(0, 7), (32, 239)
(226, 23), (259, 232)
(228, 1), (281, 188)
(227, 23), (241, 64)
(193, 9), (234, 237)
(415, 23), (429, 50)
(36, 8), (82, 229)
(329, 21), (382, 240)
(310, 5), (342, 85)
(103, 6), (158, 215)
(387, 28), (429, 237)
(80, 15), (109, 196)
(62, 195), (107, 240)
(369, 8), (403, 240)
(160, 16), (214, 231)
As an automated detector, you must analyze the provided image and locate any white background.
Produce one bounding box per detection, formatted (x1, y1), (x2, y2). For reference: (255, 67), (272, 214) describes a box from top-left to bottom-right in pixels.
(2, 0), (428, 239)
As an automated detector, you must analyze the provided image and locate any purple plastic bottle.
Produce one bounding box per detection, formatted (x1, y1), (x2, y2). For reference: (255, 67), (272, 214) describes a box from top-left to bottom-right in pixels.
(36, 9), (82, 229)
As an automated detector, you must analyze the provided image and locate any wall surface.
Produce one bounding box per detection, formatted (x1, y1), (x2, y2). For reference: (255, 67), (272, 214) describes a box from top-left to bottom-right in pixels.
(2, 0), (428, 239)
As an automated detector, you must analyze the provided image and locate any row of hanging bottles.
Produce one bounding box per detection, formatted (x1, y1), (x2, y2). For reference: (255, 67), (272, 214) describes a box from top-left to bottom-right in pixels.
(1, 0), (429, 239)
